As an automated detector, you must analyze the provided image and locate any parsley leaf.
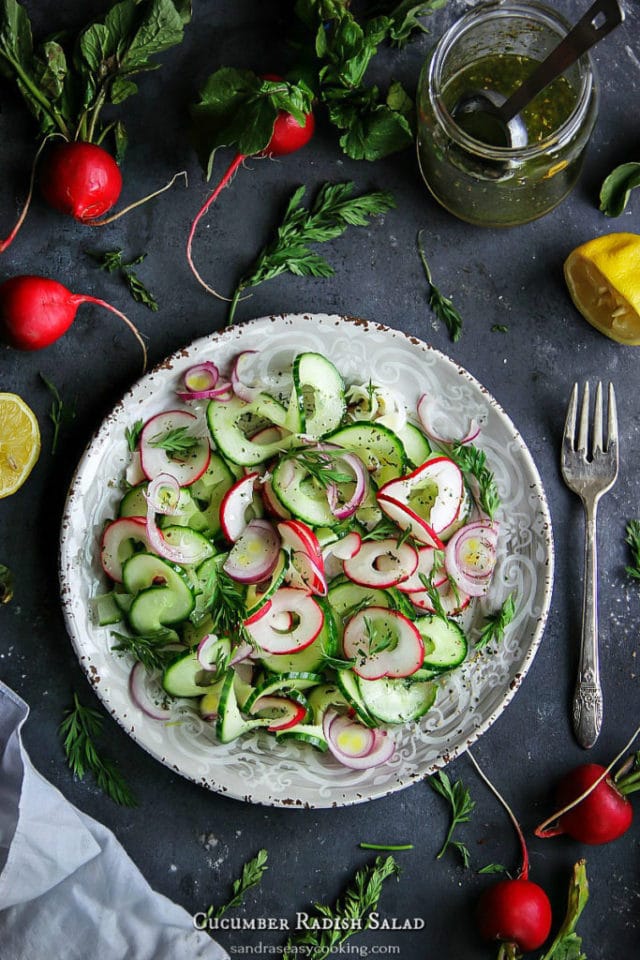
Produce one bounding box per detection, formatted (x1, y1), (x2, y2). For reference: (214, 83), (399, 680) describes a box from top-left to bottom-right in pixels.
(207, 849), (269, 920)
(59, 693), (136, 807)
(599, 162), (640, 217)
(476, 593), (517, 650)
(89, 249), (158, 311)
(283, 855), (399, 960)
(429, 770), (475, 866)
(227, 182), (394, 324)
(417, 230), (463, 342)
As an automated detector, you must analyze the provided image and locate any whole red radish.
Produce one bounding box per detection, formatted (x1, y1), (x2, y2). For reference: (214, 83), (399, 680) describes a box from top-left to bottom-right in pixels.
(469, 752), (553, 954)
(187, 70), (315, 297)
(0, 275), (146, 371)
(40, 141), (123, 221)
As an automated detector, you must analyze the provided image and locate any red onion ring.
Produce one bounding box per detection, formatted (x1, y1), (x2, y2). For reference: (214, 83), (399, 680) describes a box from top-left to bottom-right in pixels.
(417, 394), (482, 446)
(231, 350), (261, 402)
(445, 521), (499, 596)
(145, 473), (182, 515)
(129, 662), (170, 720)
(322, 710), (396, 769)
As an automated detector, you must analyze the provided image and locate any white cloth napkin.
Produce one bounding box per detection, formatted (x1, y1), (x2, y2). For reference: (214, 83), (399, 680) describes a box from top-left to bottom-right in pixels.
(0, 681), (229, 960)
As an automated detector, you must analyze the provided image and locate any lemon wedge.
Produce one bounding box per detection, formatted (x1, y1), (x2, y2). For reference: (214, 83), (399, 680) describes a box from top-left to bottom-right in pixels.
(0, 393), (40, 497)
(564, 232), (640, 345)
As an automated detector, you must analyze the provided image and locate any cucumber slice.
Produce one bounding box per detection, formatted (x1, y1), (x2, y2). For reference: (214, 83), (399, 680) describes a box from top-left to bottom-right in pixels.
(245, 550), (286, 615)
(275, 724), (328, 751)
(325, 421), (407, 486)
(94, 592), (123, 626)
(162, 638), (231, 697)
(123, 553), (194, 632)
(188, 453), (235, 536)
(290, 352), (346, 437)
(270, 456), (336, 527)
(335, 669), (376, 727)
(398, 422), (432, 468)
(358, 676), (437, 723)
(307, 682), (348, 724)
(243, 673), (322, 713)
(216, 668), (268, 742)
(207, 394), (291, 466)
(161, 526), (216, 562)
(415, 615), (468, 670)
(118, 482), (148, 518)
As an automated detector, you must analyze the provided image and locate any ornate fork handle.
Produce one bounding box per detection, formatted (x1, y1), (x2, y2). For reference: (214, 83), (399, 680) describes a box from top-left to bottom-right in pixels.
(572, 498), (603, 748)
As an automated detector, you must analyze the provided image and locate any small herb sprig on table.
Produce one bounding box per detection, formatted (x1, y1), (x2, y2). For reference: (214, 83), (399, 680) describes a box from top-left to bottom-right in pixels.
(227, 182), (395, 324)
(89, 250), (158, 311)
(59, 693), (136, 807)
(283, 855), (400, 960)
(206, 849), (269, 921)
(417, 230), (464, 343)
(39, 373), (75, 455)
(429, 770), (475, 867)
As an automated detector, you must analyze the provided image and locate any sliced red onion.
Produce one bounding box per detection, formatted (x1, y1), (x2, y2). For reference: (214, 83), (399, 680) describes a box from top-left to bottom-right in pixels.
(184, 362), (219, 392)
(322, 709), (396, 769)
(231, 350), (261, 402)
(417, 394), (482, 446)
(145, 500), (210, 566)
(229, 641), (256, 666)
(177, 378), (233, 402)
(445, 521), (499, 596)
(129, 662), (170, 720)
(223, 519), (281, 583)
(197, 633), (224, 671)
(145, 473), (182, 515)
(329, 451), (368, 520)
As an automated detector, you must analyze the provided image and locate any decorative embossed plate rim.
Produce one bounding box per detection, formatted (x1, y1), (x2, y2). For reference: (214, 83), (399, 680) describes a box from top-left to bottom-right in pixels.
(59, 314), (554, 808)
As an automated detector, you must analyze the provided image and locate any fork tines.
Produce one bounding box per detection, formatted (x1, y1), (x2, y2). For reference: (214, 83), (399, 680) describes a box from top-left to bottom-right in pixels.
(563, 381), (618, 461)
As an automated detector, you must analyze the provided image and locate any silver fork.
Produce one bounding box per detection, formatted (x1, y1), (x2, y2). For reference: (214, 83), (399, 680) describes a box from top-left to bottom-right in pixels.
(561, 382), (618, 748)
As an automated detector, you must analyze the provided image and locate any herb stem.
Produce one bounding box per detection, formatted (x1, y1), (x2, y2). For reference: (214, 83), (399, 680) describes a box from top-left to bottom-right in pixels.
(2, 53), (70, 139)
(359, 842), (414, 851)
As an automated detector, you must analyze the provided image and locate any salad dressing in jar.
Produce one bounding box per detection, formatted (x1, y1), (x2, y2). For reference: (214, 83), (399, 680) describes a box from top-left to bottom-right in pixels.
(416, 0), (599, 227)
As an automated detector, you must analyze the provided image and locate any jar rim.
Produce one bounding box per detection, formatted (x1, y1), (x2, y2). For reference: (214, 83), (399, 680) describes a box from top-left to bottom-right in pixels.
(428, 0), (596, 160)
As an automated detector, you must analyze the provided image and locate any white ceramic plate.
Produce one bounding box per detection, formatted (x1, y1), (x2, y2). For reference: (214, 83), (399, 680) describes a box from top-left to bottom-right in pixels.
(60, 314), (554, 808)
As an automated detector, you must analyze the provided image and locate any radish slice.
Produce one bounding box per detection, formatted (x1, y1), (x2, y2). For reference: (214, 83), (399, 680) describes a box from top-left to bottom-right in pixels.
(444, 521), (498, 596)
(145, 500), (210, 566)
(277, 519), (323, 563)
(231, 350), (261, 403)
(342, 606), (424, 680)
(223, 519), (281, 583)
(396, 546), (448, 593)
(145, 473), (182, 515)
(285, 550), (327, 596)
(322, 709), (396, 769)
(249, 694), (307, 731)
(343, 539), (418, 589)
(322, 531), (362, 580)
(417, 394), (482, 446)
(220, 473), (259, 542)
(125, 450), (145, 485)
(261, 477), (292, 519)
(376, 494), (444, 548)
(129, 662), (171, 720)
(378, 456), (464, 539)
(410, 581), (471, 616)
(243, 587), (324, 654)
(140, 410), (211, 486)
(101, 516), (151, 582)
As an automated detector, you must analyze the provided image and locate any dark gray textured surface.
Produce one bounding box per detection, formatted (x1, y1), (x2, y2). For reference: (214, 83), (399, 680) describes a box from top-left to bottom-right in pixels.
(0, 1), (639, 957)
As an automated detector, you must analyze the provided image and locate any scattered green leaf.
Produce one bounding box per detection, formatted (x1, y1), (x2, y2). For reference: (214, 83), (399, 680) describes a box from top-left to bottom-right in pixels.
(599, 162), (640, 217)
(89, 249), (158, 311)
(449, 442), (501, 520)
(477, 862), (507, 875)
(476, 593), (517, 650)
(491, 324), (509, 333)
(111, 629), (179, 672)
(39, 372), (75, 454)
(283, 855), (400, 960)
(359, 841), (414, 851)
(207, 849), (269, 920)
(227, 182), (395, 324)
(0, 563), (14, 603)
(59, 693), (136, 806)
(429, 770), (475, 866)
(625, 520), (640, 581)
(417, 230), (463, 342)
(148, 425), (201, 457)
(125, 419), (144, 452)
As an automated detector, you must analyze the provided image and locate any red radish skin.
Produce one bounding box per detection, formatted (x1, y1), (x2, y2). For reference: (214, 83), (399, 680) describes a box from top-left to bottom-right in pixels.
(187, 75), (315, 298)
(40, 141), (122, 221)
(476, 878), (553, 953)
(541, 763), (633, 845)
(0, 275), (147, 370)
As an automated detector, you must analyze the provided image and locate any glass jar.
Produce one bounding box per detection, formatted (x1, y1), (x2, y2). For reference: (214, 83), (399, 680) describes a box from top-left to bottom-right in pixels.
(416, 0), (599, 227)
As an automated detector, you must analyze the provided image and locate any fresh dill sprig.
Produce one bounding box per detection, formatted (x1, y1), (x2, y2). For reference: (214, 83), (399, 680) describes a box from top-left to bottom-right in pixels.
(476, 593), (517, 650)
(39, 373), (75, 454)
(148, 426), (201, 457)
(285, 449), (354, 488)
(125, 419), (144, 452)
(207, 567), (252, 643)
(227, 182), (395, 324)
(362, 517), (412, 547)
(429, 770), (475, 867)
(625, 520), (640, 580)
(59, 694), (136, 807)
(89, 249), (158, 311)
(417, 230), (463, 343)
(449, 442), (501, 520)
(207, 849), (269, 920)
(110, 630), (179, 672)
(283, 855), (400, 960)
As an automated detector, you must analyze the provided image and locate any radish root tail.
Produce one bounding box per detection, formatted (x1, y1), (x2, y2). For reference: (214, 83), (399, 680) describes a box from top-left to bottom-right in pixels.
(467, 749), (530, 880)
(0, 136), (50, 254)
(80, 295), (148, 374)
(87, 170), (188, 227)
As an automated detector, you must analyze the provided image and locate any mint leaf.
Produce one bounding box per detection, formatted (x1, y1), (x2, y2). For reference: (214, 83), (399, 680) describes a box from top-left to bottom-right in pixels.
(599, 161), (640, 217)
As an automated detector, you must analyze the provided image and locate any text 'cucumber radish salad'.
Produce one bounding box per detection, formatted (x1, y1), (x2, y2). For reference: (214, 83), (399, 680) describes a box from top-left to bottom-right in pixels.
(96, 349), (513, 769)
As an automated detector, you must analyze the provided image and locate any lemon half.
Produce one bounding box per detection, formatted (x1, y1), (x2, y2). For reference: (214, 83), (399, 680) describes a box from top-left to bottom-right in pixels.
(0, 393), (41, 497)
(564, 232), (640, 345)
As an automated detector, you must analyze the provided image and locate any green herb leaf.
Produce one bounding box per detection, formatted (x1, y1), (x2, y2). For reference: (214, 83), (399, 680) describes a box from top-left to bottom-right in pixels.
(538, 860), (589, 960)
(207, 849), (269, 920)
(599, 162), (640, 217)
(125, 419), (144, 452)
(59, 693), (136, 806)
(491, 323), (509, 333)
(0, 563), (14, 604)
(429, 770), (475, 865)
(39, 372), (75, 455)
(190, 68), (314, 179)
(228, 181), (394, 324)
(283, 855), (400, 960)
(359, 841), (414, 851)
(477, 862), (507, 875)
(417, 230), (463, 342)
(284, 449), (353, 488)
(476, 593), (517, 650)
(449, 442), (501, 520)
(148, 425), (200, 457)
(90, 249), (159, 311)
(111, 629), (178, 672)
(625, 520), (640, 580)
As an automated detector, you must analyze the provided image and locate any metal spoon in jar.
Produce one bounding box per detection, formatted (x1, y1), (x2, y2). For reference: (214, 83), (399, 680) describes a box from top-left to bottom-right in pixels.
(452, 0), (624, 149)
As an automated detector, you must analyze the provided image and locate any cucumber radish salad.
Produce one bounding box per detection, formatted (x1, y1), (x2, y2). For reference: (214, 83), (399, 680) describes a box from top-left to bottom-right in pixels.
(96, 348), (509, 770)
